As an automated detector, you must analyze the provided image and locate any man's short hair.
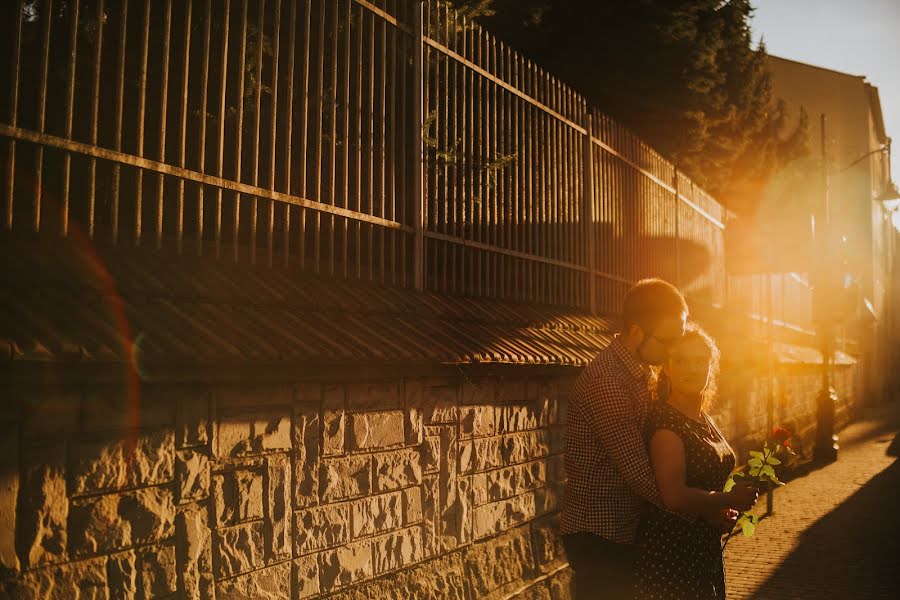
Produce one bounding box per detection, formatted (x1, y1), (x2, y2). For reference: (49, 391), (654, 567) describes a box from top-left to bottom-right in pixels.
(622, 278), (688, 333)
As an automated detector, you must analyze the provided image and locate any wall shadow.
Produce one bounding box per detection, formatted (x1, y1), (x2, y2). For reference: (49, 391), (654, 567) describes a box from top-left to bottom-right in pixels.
(747, 435), (900, 599)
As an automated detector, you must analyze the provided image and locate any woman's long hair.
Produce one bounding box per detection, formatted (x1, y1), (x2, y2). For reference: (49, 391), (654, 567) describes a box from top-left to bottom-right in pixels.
(655, 324), (721, 412)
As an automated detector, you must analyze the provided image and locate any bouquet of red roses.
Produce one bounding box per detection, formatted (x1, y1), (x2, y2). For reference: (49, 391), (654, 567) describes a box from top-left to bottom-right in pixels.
(722, 427), (795, 546)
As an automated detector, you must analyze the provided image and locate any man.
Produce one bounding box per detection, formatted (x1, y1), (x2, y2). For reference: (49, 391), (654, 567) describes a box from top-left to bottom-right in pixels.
(560, 278), (747, 598)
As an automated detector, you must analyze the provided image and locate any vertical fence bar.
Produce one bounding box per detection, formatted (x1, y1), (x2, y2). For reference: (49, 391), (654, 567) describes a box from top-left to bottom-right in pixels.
(313, 0), (325, 273)
(330, 0), (340, 276)
(112, 0), (129, 243)
(135, 0), (152, 245)
(232, 0), (248, 261)
(411, 0), (424, 290)
(197, 0), (212, 254)
(283, 0), (296, 267)
(34, 0), (53, 232)
(388, 0), (397, 283)
(674, 168), (681, 288)
(353, 2), (362, 278)
(398, 0), (407, 287)
(249, 0), (265, 264)
(340, 0), (351, 276)
(377, 5), (386, 283)
(155, 0), (173, 248)
(299, 0), (311, 269)
(87, 0), (105, 238)
(61, 0), (80, 236)
(177, 0), (193, 253)
(5, 0), (24, 229)
(215, 0), (231, 258)
(267, 0), (281, 267)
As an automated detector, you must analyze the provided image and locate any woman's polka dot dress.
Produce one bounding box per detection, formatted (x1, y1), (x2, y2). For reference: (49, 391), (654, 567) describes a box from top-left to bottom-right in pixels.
(635, 403), (737, 600)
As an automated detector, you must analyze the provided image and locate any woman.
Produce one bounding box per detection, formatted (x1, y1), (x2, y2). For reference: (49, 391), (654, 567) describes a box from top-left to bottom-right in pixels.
(635, 326), (757, 600)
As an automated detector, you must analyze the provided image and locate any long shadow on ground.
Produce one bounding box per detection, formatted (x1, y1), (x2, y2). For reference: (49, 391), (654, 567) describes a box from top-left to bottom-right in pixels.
(749, 432), (900, 600)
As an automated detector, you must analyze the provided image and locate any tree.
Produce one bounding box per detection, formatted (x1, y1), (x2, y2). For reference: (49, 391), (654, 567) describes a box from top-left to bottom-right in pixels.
(449, 0), (808, 213)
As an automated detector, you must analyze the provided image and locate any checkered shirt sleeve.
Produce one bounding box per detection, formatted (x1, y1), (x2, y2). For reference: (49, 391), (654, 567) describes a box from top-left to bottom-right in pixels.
(560, 340), (662, 543)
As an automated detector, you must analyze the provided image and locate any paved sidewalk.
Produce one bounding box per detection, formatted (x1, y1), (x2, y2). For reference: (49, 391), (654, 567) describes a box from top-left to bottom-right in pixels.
(724, 400), (900, 599)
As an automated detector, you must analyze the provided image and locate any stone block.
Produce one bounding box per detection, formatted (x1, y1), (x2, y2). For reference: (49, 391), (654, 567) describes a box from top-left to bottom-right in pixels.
(319, 455), (371, 502)
(374, 448), (422, 492)
(138, 541), (177, 598)
(404, 381), (425, 445)
(216, 405), (291, 459)
(547, 454), (566, 484)
(7, 557), (107, 600)
(294, 504), (349, 555)
(107, 549), (138, 599)
(424, 386), (458, 423)
(293, 398), (320, 507)
(69, 430), (175, 496)
(495, 404), (539, 434)
(215, 560), (291, 600)
(531, 515), (564, 573)
(472, 502), (507, 540)
(485, 461), (546, 502)
(348, 381), (401, 411)
(470, 437), (504, 473)
(176, 447), (210, 503)
(351, 491), (403, 539)
(506, 491), (538, 528)
(403, 486), (423, 525)
(372, 526), (423, 575)
(460, 405), (495, 439)
(349, 411), (405, 450)
(213, 520), (265, 579)
(503, 430), (550, 465)
(16, 443), (67, 568)
(318, 541), (373, 592)
(293, 554), (320, 599)
(547, 567), (575, 598)
(68, 486), (175, 558)
(175, 504), (213, 600)
(327, 551), (468, 600)
(422, 434), (441, 474)
(81, 387), (174, 433)
(322, 385), (346, 456)
(212, 467), (264, 527)
(0, 421), (18, 571)
(466, 527), (535, 596)
(421, 475), (439, 558)
(175, 389), (211, 448)
(458, 440), (474, 475)
(266, 454), (292, 561)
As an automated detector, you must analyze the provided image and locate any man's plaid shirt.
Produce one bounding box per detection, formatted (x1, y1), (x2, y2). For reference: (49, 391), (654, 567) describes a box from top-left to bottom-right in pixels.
(560, 336), (662, 544)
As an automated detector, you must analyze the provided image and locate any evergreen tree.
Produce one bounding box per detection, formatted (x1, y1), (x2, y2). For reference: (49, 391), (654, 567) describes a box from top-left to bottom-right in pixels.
(450, 0), (808, 214)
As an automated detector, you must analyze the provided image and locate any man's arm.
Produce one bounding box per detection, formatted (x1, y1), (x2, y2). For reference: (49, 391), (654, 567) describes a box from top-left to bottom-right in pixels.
(578, 377), (661, 505)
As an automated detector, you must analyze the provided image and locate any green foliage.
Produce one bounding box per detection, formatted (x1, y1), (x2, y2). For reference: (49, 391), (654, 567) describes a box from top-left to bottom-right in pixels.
(723, 436), (796, 545)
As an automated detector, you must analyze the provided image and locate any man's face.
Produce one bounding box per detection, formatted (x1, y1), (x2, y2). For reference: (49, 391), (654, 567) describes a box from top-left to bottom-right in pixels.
(637, 314), (686, 366)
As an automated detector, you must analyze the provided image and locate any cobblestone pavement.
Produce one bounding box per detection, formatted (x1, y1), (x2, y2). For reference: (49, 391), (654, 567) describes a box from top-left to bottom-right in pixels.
(724, 400), (900, 600)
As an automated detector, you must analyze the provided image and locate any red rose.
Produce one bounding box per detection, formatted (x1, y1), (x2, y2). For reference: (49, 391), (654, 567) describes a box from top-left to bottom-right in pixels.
(772, 427), (792, 445)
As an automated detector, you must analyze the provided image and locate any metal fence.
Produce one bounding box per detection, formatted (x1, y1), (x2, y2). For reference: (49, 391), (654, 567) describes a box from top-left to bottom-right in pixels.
(1, 0), (727, 314)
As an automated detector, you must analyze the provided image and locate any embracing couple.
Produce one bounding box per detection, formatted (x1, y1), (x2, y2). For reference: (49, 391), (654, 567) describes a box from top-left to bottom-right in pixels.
(560, 278), (759, 599)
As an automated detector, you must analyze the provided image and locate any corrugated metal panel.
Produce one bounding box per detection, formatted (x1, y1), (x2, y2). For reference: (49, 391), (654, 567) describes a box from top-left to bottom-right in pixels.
(0, 236), (617, 368)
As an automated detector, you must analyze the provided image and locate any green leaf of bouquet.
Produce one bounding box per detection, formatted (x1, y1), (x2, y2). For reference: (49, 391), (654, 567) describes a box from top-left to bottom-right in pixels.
(741, 518), (756, 537)
(749, 467), (760, 477)
(724, 477), (736, 492)
(748, 458), (763, 467)
(762, 465), (776, 478)
(766, 456), (782, 465)
(749, 451), (764, 459)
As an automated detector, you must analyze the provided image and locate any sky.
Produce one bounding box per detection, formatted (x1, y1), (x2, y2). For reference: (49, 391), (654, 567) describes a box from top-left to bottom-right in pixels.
(750, 0), (900, 188)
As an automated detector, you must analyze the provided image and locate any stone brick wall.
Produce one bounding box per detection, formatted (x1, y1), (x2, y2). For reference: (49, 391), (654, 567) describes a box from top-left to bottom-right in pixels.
(0, 363), (859, 599)
(0, 374), (577, 599)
